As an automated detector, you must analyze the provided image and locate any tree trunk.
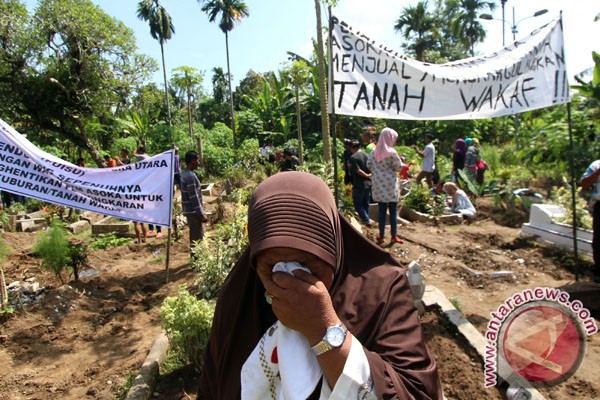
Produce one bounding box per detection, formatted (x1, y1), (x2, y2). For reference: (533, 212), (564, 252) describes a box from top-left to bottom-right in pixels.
(314, 0), (331, 162)
(196, 136), (204, 167)
(160, 42), (172, 132)
(225, 31), (236, 143)
(296, 87), (304, 164)
(187, 86), (194, 141)
(73, 118), (103, 167)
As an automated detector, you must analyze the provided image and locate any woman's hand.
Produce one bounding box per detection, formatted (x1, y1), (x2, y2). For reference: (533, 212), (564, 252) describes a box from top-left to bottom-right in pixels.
(263, 270), (340, 345)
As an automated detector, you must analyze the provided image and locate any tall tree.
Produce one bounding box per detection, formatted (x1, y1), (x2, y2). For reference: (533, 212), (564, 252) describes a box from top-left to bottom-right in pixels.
(137, 0), (175, 129)
(171, 66), (204, 160)
(451, 0), (495, 56)
(313, 0), (332, 162)
(234, 69), (263, 109)
(17, 0), (153, 166)
(212, 67), (229, 104)
(0, 0), (30, 122)
(394, 1), (439, 62)
(198, 0), (249, 141)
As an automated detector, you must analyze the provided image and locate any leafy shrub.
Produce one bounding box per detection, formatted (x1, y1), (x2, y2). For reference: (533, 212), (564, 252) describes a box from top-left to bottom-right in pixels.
(203, 123), (236, 176)
(24, 198), (45, 213)
(69, 240), (88, 281)
(480, 144), (500, 174)
(89, 233), (131, 250)
(235, 138), (261, 169)
(303, 138), (345, 164)
(160, 286), (215, 371)
(147, 123), (176, 154)
(192, 201), (248, 299)
(551, 182), (592, 230)
(403, 184), (433, 214)
(431, 194), (446, 216)
(111, 137), (138, 157)
(40, 145), (69, 160)
(0, 304), (15, 321)
(236, 110), (264, 143)
(297, 161), (336, 193)
(34, 221), (71, 283)
(223, 166), (249, 189)
(7, 202), (26, 214)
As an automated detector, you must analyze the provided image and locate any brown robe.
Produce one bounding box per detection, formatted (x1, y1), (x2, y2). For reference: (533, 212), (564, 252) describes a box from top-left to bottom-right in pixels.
(198, 172), (441, 399)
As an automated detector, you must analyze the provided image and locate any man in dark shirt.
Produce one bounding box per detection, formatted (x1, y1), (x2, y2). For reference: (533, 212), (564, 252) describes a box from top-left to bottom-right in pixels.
(349, 140), (372, 226)
(181, 151), (207, 251)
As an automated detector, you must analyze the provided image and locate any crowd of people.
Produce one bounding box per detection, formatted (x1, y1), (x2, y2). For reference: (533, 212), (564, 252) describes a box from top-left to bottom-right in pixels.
(452, 136), (487, 184)
(258, 142), (300, 172)
(341, 127), (480, 244)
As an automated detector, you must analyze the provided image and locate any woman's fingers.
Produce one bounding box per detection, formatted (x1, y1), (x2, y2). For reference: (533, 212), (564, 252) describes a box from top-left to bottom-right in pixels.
(272, 271), (312, 290)
(292, 269), (319, 285)
(261, 275), (287, 299)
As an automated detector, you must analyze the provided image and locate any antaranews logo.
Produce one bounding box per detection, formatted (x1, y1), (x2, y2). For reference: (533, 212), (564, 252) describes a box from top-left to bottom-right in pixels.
(484, 287), (597, 388)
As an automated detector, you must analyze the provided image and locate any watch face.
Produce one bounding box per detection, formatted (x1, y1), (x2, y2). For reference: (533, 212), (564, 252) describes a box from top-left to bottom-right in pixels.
(326, 326), (346, 347)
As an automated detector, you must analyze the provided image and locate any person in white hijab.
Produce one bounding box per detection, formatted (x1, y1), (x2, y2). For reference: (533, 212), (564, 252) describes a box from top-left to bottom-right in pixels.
(367, 128), (404, 245)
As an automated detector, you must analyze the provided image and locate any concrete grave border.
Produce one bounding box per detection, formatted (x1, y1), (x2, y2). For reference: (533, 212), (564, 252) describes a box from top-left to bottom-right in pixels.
(423, 285), (546, 400)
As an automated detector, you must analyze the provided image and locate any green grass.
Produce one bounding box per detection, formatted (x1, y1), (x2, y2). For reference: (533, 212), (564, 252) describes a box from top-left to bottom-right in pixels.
(151, 255), (166, 265)
(89, 234), (131, 250)
(115, 372), (136, 400)
(449, 297), (463, 313)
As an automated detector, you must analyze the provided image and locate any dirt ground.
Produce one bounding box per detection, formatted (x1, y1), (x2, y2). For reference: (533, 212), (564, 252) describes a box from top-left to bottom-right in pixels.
(374, 217), (600, 400)
(1, 203), (599, 399)
(0, 231), (197, 400)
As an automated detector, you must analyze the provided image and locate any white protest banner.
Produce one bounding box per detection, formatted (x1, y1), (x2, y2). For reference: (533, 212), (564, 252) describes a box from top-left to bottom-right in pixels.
(330, 17), (569, 120)
(0, 118), (174, 227)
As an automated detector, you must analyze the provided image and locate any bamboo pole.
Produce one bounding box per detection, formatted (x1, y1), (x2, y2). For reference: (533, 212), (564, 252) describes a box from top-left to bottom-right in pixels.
(566, 102), (579, 281)
(328, 6), (339, 207)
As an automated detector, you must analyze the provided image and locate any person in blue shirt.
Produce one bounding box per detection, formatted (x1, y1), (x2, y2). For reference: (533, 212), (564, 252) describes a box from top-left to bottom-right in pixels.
(180, 151), (208, 251)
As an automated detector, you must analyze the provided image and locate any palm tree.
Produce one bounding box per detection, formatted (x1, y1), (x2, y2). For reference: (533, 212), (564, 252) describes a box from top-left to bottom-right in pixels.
(137, 0), (175, 129)
(212, 67), (228, 104)
(171, 66), (204, 160)
(198, 0), (249, 140)
(394, 1), (438, 61)
(451, 0), (495, 56)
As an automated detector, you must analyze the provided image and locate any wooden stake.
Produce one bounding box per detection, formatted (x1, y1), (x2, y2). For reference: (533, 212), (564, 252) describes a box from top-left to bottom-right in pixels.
(165, 228), (171, 283)
(0, 267), (7, 308)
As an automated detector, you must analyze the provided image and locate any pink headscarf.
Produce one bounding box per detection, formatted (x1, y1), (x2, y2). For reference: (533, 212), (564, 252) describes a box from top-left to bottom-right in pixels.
(373, 127), (399, 162)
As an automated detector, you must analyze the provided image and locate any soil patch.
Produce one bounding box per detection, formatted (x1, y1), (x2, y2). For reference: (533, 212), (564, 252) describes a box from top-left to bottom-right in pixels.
(0, 230), (197, 400)
(421, 312), (504, 399)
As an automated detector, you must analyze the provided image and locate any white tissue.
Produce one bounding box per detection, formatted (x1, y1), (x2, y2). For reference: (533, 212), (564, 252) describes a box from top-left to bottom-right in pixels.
(272, 261), (311, 275)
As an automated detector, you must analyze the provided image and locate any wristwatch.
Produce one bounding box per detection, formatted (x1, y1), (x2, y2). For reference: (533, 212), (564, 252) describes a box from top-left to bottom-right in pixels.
(311, 323), (348, 356)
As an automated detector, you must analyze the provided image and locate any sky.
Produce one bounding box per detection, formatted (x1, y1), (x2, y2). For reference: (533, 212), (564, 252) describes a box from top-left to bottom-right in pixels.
(23, 0), (600, 92)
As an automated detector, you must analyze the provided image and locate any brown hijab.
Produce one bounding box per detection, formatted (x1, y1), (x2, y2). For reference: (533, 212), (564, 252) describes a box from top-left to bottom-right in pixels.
(198, 172), (440, 399)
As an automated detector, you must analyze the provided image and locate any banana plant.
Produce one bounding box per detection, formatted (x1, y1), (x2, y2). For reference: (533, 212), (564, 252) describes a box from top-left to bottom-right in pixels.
(243, 72), (293, 136)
